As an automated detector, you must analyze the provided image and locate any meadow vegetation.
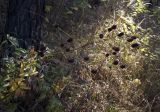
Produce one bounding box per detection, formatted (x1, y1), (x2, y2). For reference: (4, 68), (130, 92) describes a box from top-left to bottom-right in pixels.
(0, 0), (160, 112)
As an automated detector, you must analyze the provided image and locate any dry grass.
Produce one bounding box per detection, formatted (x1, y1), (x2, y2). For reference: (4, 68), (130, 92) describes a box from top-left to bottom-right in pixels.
(1, 0), (160, 112)
(41, 0), (152, 111)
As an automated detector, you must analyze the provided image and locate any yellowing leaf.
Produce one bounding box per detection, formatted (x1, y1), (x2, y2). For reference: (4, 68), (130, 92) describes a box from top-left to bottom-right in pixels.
(10, 83), (18, 92)
(140, 48), (146, 52)
(132, 79), (141, 85)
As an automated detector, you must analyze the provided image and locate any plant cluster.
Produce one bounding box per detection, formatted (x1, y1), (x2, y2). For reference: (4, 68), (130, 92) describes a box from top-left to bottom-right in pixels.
(1, 0), (159, 112)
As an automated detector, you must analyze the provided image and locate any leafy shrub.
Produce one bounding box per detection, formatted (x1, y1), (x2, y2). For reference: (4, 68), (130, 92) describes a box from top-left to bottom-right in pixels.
(0, 36), (66, 112)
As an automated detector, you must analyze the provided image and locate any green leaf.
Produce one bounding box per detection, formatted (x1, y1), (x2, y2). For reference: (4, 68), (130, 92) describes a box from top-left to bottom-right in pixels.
(7, 35), (19, 47)
(3, 83), (10, 87)
(45, 5), (52, 13)
(71, 7), (79, 11)
(66, 10), (73, 15)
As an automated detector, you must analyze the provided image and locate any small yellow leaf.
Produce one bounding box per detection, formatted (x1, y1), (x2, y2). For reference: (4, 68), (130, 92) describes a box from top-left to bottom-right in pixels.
(133, 79), (141, 85)
(140, 48), (146, 52)
(10, 83), (18, 92)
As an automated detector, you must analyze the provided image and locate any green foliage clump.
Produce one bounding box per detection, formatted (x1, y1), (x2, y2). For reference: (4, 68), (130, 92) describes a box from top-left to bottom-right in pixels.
(0, 36), (66, 112)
